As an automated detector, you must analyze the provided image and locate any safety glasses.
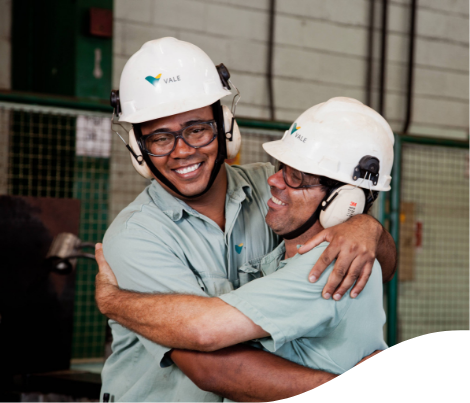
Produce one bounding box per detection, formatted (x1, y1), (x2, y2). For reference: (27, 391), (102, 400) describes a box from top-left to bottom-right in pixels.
(277, 162), (323, 189)
(141, 120), (218, 157)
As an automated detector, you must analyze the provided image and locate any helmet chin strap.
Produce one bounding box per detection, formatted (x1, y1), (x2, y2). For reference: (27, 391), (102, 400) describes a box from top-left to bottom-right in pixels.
(133, 101), (227, 199)
(280, 179), (340, 241)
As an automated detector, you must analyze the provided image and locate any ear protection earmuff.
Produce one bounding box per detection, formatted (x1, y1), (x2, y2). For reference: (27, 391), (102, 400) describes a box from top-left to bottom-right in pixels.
(110, 116), (153, 179)
(319, 184), (366, 229)
(221, 104), (241, 159)
(128, 128), (153, 179)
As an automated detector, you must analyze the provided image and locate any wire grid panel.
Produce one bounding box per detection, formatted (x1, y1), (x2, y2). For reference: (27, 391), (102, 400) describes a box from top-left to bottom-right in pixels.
(1, 103), (110, 358)
(0, 108), (10, 195)
(239, 127), (284, 165)
(398, 143), (469, 341)
(108, 121), (150, 222)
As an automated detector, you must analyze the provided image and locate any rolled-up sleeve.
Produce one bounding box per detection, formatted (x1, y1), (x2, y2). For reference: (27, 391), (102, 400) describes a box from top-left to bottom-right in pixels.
(103, 225), (208, 363)
(219, 244), (353, 352)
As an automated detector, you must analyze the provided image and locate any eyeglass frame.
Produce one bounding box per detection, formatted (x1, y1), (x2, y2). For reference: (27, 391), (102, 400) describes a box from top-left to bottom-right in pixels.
(277, 162), (324, 189)
(139, 120), (218, 157)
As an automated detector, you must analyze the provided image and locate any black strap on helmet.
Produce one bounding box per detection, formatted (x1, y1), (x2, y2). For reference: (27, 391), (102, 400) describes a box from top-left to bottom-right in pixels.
(133, 100), (228, 199)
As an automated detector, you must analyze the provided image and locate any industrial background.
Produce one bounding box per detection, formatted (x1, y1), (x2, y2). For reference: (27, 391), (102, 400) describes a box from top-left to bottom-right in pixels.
(0, 0), (468, 400)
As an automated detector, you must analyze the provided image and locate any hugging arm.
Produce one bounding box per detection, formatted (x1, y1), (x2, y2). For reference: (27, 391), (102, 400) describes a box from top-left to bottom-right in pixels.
(95, 245), (338, 400)
(96, 243), (349, 351)
(169, 345), (336, 402)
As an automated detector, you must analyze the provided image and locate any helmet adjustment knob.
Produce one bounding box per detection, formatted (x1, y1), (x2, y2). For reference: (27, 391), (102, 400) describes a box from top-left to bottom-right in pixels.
(110, 90), (121, 115)
(353, 156), (380, 186)
(216, 63), (231, 90)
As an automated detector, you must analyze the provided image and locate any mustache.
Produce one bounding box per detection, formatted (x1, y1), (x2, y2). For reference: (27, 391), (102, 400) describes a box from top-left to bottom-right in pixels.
(270, 187), (289, 204)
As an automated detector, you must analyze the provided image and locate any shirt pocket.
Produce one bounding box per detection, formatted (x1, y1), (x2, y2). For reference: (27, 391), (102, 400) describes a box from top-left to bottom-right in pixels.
(238, 259), (263, 287)
(198, 272), (234, 297)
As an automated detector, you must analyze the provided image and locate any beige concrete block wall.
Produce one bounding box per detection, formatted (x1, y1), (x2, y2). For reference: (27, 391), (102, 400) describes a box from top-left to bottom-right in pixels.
(113, 0), (468, 139)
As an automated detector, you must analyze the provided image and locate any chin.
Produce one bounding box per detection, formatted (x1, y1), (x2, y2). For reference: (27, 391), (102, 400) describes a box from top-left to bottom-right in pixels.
(177, 176), (214, 198)
(265, 216), (283, 235)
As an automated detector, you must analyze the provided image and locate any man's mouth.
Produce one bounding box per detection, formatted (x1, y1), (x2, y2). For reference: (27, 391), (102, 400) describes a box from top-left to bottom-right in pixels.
(173, 162), (203, 175)
(271, 195), (287, 206)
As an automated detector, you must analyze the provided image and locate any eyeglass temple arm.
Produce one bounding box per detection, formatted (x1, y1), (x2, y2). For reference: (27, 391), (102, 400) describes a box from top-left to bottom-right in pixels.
(111, 110), (145, 165)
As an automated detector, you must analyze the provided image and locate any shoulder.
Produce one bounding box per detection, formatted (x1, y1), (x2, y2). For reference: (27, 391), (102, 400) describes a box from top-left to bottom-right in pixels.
(104, 187), (174, 249)
(288, 242), (382, 289)
(230, 162), (275, 184)
(229, 162), (274, 199)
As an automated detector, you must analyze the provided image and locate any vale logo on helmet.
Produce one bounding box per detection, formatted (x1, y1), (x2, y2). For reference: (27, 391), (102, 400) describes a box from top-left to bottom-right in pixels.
(290, 122), (307, 143)
(145, 73), (181, 87)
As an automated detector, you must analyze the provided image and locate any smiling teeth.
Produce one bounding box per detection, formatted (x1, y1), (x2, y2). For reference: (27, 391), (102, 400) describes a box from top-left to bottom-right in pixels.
(271, 196), (286, 206)
(175, 163), (201, 174)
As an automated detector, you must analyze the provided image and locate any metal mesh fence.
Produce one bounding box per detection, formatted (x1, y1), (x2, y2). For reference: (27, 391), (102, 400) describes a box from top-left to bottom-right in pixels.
(238, 127), (283, 165)
(1, 102), (110, 358)
(398, 143), (469, 341)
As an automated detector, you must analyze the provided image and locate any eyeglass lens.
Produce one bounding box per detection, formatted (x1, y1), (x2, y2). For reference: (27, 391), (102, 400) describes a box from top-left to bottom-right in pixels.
(277, 162), (321, 188)
(144, 122), (216, 156)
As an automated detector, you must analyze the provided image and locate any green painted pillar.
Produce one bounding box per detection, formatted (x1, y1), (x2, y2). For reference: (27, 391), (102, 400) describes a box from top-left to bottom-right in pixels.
(387, 134), (402, 346)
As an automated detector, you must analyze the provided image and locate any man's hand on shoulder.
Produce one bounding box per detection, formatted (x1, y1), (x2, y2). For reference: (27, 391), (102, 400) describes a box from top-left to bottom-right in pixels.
(298, 214), (396, 301)
(95, 243), (120, 317)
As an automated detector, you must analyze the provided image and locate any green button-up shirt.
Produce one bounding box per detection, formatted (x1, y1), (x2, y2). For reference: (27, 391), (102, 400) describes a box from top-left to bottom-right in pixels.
(101, 163), (279, 402)
(220, 241), (388, 375)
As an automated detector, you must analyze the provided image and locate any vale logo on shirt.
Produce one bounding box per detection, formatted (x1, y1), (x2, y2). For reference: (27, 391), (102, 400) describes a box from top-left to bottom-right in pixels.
(235, 243), (244, 254)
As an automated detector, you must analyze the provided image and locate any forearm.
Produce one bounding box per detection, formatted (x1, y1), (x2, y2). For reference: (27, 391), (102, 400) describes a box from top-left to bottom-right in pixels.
(170, 345), (337, 402)
(375, 224), (397, 282)
(101, 289), (211, 349)
(99, 289), (264, 350)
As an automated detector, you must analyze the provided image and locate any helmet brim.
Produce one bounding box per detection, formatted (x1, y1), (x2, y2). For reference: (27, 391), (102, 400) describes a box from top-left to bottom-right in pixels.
(119, 90), (231, 124)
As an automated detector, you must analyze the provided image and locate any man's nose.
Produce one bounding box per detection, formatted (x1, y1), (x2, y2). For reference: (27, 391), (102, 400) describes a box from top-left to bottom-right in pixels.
(170, 137), (196, 159)
(267, 169), (286, 189)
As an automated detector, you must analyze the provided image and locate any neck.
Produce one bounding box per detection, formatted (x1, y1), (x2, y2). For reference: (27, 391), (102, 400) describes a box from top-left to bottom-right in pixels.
(185, 165), (228, 231)
(283, 221), (324, 259)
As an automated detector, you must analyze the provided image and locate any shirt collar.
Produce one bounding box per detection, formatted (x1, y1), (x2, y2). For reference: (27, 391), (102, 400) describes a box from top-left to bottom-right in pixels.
(260, 240), (286, 266)
(225, 163), (253, 203)
(148, 163), (253, 222)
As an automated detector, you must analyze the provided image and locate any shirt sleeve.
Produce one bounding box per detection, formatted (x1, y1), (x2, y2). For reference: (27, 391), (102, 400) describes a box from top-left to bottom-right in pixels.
(218, 244), (354, 352)
(103, 225), (208, 364)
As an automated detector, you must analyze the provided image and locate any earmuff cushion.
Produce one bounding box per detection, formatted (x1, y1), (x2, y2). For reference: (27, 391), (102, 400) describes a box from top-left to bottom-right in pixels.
(319, 185), (366, 229)
(221, 105), (241, 160)
(128, 128), (154, 179)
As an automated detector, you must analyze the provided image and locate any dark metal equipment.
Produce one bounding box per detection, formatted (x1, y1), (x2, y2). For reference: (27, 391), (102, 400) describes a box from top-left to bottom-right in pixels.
(0, 196), (86, 396)
(46, 233), (96, 274)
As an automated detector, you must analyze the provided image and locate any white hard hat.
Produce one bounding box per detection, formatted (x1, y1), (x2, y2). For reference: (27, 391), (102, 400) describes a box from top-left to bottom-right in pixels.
(111, 37), (242, 199)
(263, 97), (394, 191)
(119, 37), (231, 123)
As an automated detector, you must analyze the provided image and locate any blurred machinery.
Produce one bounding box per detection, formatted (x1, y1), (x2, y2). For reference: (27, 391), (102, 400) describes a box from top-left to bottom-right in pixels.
(47, 232), (96, 275)
(0, 195), (100, 401)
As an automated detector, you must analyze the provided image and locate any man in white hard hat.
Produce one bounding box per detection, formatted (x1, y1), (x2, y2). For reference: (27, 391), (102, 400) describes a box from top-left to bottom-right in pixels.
(97, 38), (397, 401)
(96, 97), (392, 401)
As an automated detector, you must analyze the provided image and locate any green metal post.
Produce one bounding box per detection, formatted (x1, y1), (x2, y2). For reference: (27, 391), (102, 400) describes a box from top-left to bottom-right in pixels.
(387, 133), (402, 346)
